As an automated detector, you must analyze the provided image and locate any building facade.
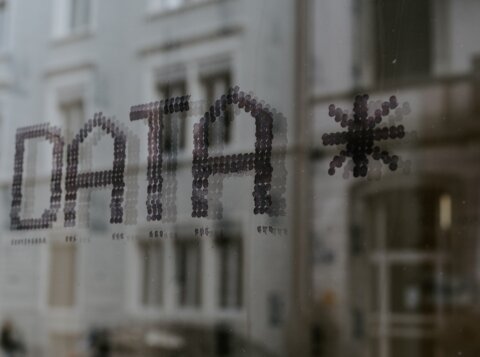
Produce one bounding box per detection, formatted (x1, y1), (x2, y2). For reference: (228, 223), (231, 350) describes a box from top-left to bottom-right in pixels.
(309, 0), (480, 356)
(0, 0), (299, 356)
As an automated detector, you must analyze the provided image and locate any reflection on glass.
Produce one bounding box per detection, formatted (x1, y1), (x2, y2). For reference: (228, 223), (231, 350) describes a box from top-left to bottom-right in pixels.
(390, 263), (436, 315)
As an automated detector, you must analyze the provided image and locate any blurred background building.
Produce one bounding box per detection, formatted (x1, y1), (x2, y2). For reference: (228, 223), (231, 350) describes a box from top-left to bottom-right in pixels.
(0, 0), (479, 356)
(0, 0), (296, 356)
(309, 1), (480, 357)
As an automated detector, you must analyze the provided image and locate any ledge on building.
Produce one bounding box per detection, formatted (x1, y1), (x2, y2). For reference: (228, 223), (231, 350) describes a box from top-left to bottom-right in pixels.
(50, 29), (94, 48)
(145, 0), (231, 22)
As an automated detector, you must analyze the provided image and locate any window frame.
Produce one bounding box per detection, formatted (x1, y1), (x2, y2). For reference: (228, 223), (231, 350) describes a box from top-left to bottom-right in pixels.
(354, 0), (449, 89)
(200, 71), (233, 148)
(372, 0), (433, 85)
(156, 80), (189, 154)
(52, 0), (95, 41)
(349, 178), (462, 357)
(138, 239), (165, 308)
(215, 233), (243, 310)
(47, 240), (78, 310)
(175, 237), (202, 308)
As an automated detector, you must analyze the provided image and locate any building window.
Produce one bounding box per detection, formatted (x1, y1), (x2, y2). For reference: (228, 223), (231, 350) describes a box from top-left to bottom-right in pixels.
(175, 239), (201, 307)
(70, 0), (91, 32)
(48, 243), (76, 308)
(374, 0), (432, 83)
(60, 100), (84, 144)
(202, 73), (232, 147)
(216, 234), (242, 309)
(353, 188), (451, 357)
(0, 1), (7, 50)
(54, 0), (92, 37)
(139, 241), (164, 307)
(157, 81), (187, 153)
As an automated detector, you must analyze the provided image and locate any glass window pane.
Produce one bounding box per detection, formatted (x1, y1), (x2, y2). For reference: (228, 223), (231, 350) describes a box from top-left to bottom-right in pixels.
(140, 241), (164, 307)
(158, 81), (187, 152)
(390, 263), (436, 314)
(217, 235), (242, 309)
(175, 239), (201, 307)
(202, 73), (232, 147)
(374, 0), (432, 82)
(70, 0), (90, 30)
